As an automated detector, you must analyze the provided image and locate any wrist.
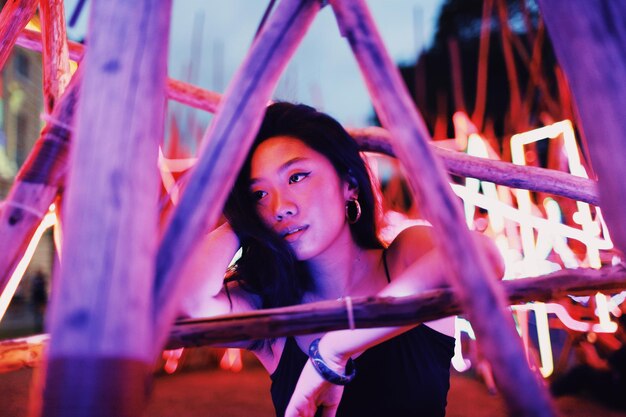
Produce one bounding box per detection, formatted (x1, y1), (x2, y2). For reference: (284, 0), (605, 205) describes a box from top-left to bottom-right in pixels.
(308, 338), (356, 385)
(318, 337), (350, 371)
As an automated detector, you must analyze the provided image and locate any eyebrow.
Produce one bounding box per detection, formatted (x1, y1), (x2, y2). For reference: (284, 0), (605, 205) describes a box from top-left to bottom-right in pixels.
(250, 157), (309, 185)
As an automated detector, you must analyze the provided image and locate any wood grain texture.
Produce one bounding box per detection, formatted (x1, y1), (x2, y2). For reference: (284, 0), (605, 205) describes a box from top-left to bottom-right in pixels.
(166, 263), (626, 348)
(538, 0), (626, 256)
(330, 1), (555, 415)
(0, 72), (80, 299)
(43, 0), (172, 414)
(12, 29), (599, 206)
(39, 0), (71, 113)
(350, 126), (599, 205)
(46, 0), (171, 359)
(152, 0), (321, 355)
(0, 0), (38, 69)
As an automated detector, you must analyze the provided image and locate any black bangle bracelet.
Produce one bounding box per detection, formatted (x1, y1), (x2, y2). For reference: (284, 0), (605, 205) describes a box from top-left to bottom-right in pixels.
(308, 338), (356, 385)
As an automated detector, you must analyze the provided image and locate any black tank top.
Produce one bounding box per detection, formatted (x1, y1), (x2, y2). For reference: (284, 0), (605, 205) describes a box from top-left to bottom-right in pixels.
(269, 251), (455, 417)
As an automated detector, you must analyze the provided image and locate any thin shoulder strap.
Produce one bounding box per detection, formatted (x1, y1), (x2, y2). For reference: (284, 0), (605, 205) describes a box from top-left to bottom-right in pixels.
(382, 248), (391, 283)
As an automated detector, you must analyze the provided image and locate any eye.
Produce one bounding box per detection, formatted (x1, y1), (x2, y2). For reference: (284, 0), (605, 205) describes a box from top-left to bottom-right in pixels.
(289, 172), (310, 184)
(252, 190), (267, 201)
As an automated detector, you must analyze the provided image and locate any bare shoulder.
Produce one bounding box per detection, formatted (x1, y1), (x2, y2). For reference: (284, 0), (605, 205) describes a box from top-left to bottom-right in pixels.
(384, 225), (504, 278)
(385, 225), (436, 270)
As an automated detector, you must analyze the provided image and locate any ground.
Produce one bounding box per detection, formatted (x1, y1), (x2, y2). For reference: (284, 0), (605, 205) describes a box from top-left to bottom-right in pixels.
(2, 302), (626, 416)
(2, 363), (626, 417)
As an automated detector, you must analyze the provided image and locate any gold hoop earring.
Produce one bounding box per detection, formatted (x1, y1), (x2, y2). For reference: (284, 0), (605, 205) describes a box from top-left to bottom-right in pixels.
(345, 199), (361, 224)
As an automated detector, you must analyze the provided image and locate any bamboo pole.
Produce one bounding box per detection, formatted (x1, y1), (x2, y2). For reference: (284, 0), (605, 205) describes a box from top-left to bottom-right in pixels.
(0, 70), (80, 307)
(329, 1), (556, 415)
(41, 1), (172, 415)
(0, 0), (38, 70)
(538, 0), (626, 255)
(39, 0), (71, 114)
(152, 0), (321, 355)
(167, 263), (626, 348)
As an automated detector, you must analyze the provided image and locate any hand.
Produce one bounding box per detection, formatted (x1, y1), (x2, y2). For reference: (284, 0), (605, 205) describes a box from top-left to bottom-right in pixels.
(285, 360), (344, 417)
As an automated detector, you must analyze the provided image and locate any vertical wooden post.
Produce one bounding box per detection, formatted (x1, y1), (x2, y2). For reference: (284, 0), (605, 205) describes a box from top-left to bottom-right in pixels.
(39, 0), (72, 113)
(329, 1), (556, 416)
(538, 1), (626, 254)
(152, 0), (321, 353)
(42, 1), (172, 416)
(0, 0), (38, 69)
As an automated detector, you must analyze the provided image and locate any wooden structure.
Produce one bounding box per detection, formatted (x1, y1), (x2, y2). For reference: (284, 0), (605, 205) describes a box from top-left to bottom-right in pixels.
(0, 0), (625, 416)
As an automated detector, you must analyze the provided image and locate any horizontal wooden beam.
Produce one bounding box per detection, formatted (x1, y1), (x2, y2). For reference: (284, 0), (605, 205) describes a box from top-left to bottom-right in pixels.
(14, 29), (600, 206)
(351, 127), (599, 205)
(3, 263), (624, 369)
(165, 263), (626, 348)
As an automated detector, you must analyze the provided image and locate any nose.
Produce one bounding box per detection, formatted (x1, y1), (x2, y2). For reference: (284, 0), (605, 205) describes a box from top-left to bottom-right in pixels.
(272, 192), (297, 221)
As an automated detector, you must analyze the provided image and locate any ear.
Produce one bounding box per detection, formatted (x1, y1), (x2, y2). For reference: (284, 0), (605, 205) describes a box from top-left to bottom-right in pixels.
(343, 173), (359, 200)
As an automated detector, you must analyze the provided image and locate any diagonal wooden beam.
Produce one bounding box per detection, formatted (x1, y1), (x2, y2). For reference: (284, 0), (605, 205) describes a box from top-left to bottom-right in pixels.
(538, 0), (626, 256)
(151, 0), (322, 355)
(0, 69), (80, 314)
(39, 0), (72, 113)
(329, 0), (556, 415)
(0, 0), (38, 70)
(10, 28), (600, 207)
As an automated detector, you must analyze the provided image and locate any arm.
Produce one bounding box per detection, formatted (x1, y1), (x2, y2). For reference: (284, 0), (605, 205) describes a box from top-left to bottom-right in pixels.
(177, 221), (244, 318)
(286, 226), (504, 417)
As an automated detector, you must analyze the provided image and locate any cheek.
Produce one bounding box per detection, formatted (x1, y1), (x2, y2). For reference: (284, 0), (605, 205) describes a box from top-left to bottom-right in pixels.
(255, 205), (273, 226)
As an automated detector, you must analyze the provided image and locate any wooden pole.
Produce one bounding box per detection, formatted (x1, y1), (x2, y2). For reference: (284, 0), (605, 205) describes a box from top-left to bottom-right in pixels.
(538, 0), (626, 255)
(0, 0), (38, 70)
(17, 29), (221, 112)
(350, 126), (599, 206)
(17, 27), (84, 61)
(41, 1), (172, 416)
(167, 263), (626, 348)
(39, 0), (71, 113)
(10, 32), (597, 208)
(329, 1), (556, 415)
(152, 0), (321, 355)
(5, 263), (626, 366)
(0, 70), (80, 307)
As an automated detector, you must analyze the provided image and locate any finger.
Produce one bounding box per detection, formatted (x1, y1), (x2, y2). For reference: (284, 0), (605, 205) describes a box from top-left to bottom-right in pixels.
(320, 404), (339, 417)
(285, 400), (314, 417)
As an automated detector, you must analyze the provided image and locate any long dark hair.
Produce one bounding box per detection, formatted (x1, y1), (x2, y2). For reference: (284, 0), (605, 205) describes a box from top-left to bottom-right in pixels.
(224, 102), (383, 308)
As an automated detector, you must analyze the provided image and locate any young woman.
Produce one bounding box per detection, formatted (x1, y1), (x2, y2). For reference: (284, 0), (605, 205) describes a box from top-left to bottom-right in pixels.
(180, 102), (503, 417)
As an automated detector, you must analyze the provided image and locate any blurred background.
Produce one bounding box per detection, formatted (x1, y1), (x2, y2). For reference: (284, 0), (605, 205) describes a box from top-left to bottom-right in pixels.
(1, 0), (625, 416)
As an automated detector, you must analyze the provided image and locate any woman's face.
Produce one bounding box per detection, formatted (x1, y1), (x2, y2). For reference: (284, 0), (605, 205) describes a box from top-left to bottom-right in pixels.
(249, 136), (356, 260)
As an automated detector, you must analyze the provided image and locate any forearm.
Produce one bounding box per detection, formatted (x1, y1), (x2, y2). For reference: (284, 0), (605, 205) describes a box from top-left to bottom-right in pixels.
(178, 222), (240, 316)
(319, 251), (446, 366)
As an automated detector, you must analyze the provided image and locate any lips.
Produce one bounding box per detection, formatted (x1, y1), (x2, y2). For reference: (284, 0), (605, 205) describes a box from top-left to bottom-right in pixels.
(280, 225), (309, 240)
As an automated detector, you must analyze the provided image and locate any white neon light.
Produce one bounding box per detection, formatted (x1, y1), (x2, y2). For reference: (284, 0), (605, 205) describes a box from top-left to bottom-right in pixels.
(0, 211), (56, 322)
(451, 316), (475, 372)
